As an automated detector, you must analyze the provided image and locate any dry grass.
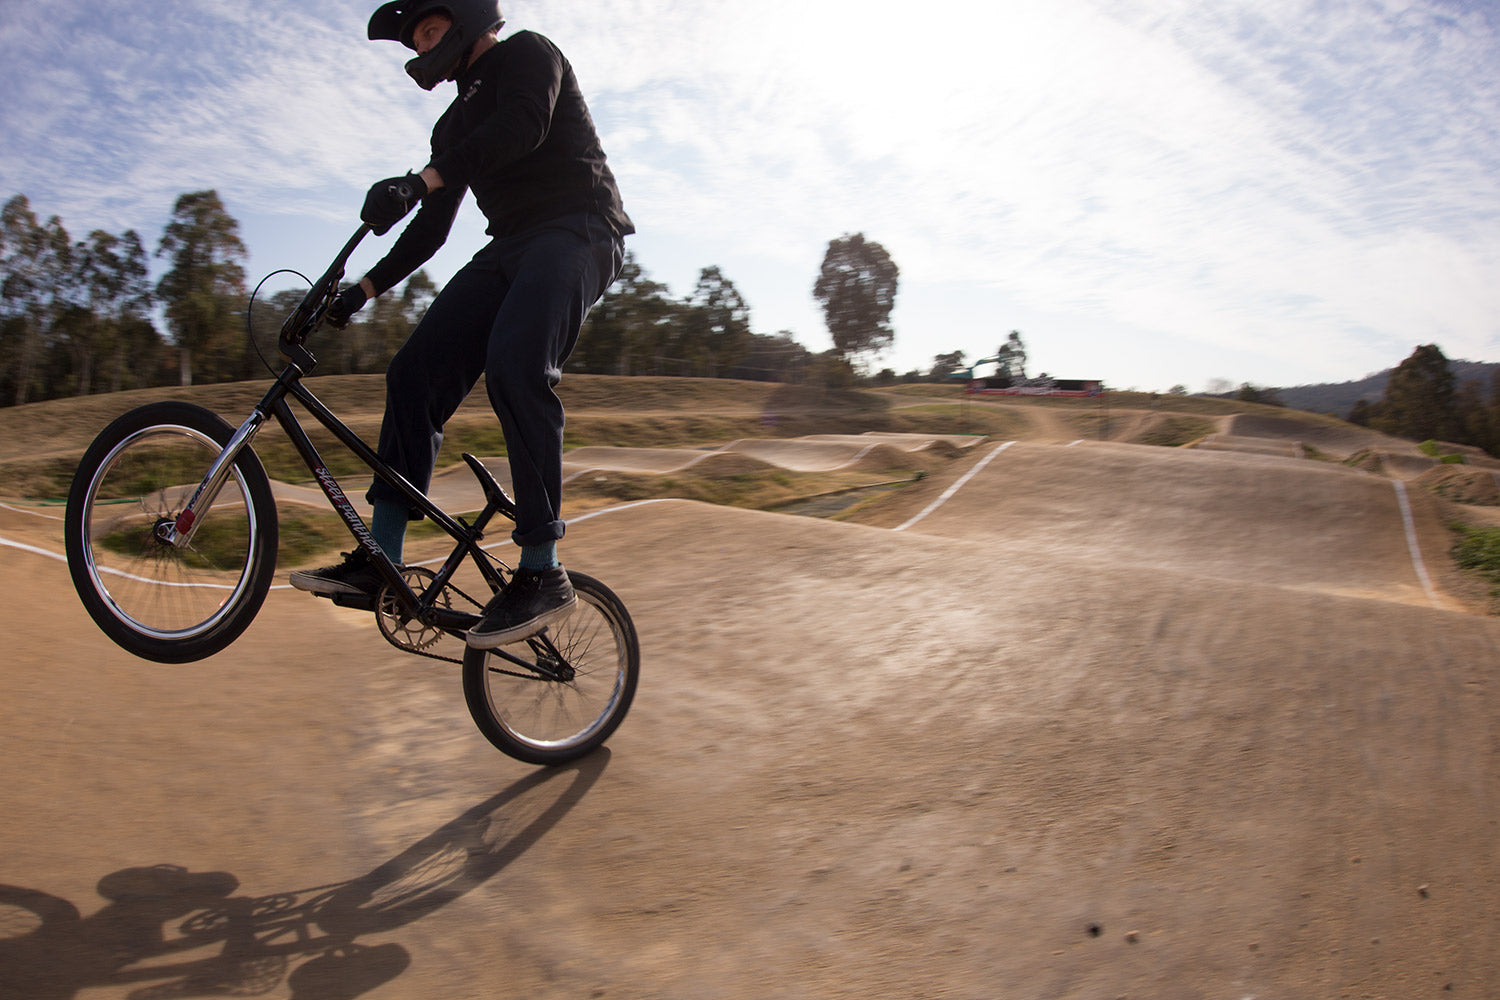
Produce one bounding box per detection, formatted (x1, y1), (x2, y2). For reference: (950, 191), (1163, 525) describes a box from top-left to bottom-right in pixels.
(0, 376), (1371, 511)
(0, 375), (959, 502)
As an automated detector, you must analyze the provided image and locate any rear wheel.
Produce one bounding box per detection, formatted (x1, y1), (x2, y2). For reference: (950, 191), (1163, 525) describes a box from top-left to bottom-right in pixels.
(64, 401), (278, 663)
(462, 571), (639, 765)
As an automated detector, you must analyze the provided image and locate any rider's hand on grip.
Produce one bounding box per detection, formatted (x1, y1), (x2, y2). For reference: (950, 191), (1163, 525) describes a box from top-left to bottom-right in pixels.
(361, 172), (428, 236)
(326, 284), (368, 329)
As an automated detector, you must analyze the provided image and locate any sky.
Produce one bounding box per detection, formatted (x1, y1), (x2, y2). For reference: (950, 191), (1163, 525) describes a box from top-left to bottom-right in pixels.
(2, 0), (1498, 392)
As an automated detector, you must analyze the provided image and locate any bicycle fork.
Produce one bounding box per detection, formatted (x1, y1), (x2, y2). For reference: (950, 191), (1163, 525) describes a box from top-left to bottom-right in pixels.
(161, 409), (270, 548)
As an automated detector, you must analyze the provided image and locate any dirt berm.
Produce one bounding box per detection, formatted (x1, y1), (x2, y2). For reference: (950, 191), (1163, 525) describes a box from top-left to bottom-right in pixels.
(3, 398), (1499, 998)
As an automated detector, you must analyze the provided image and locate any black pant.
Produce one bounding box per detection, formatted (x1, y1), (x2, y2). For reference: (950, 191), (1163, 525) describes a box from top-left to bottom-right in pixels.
(367, 213), (624, 547)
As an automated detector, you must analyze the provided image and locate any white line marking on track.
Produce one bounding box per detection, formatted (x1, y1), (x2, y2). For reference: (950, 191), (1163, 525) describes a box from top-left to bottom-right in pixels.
(0, 479), (1455, 611)
(0, 501), (62, 520)
(4, 499), (687, 594)
(567, 498), (682, 526)
(0, 535), (66, 562)
(893, 441), (1015, 533)
(405, 498), (685, 568)
(1392, 480), (1439, 607)
(2, 533), (281, 590)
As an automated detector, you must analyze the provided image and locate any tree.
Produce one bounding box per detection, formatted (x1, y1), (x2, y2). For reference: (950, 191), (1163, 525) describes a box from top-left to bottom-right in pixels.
(928, 350), (967, 382)
(246, 271), (437, 376)
(1234, 382), (1284, 407)
(733, 330), (813, 383)
(3, 197), (164, 403)
(678, 266), (751, 377)
(996, 330), (1027, 380)
(1378, 344), (1456, 442)
(1454, 377), (1493, 456)
(1, 195), (72, 405)
(571, 252), (680, 376)
(71, 228), (156, 395)
(808, 349), (856, 388)
(246, 287), (306, 375)
(155, 190), (247, 386)
(1488, 369), (1500, 455)
(1348, 397), (1380, 428)
(358, 270), (437, 373)
(813, 233), (898, 373)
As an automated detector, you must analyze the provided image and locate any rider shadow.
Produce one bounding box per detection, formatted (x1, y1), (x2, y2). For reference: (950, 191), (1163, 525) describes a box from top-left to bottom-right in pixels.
(0, 751), (608, 1000)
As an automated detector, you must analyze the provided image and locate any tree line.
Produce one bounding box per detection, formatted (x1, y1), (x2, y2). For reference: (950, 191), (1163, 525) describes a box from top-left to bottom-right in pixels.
(0, 190), (436, 405)
(1350, 344), (1500, 457)
(568, 232), (898, 386)
(2, 190), (902, 407)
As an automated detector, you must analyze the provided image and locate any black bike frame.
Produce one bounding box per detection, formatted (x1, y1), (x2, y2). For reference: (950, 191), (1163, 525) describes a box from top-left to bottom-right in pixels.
(172, 224), (512, 635)
(266, 371), (506, 627)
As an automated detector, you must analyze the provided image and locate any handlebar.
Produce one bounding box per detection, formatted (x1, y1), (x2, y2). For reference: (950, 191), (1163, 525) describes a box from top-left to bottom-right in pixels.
(277, 223), (373, 372)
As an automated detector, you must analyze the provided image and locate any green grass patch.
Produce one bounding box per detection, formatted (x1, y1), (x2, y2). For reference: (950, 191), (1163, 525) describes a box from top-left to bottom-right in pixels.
(97, 514), (253, 570)
(277, 508), (360, 566)
(1301, 443), (1332, 461)
(92, 505), (344, 572)
(566, 465), (903, 512)
(10, 456), (98, 502)
(1451, 521), (1500, 594)
(269, 506), (475, 568)
(885, 402), (1027, 438)
(1421, 439), (1467, 464)
(1138, 416), (1217, 448)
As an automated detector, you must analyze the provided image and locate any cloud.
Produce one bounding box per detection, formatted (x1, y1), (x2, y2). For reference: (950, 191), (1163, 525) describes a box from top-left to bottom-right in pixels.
(3, 0), (1497, 387)
(552, 0), (1500, 379)
(1, 2), (433, 230)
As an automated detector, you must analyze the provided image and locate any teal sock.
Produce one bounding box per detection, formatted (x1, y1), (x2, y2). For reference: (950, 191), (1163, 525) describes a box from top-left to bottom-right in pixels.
(519, 541), (558, 571)
(371, 499), (407, 564)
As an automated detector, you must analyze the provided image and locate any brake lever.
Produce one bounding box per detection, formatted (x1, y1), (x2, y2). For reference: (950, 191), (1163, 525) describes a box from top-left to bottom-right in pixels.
(278, 224), (373, 367)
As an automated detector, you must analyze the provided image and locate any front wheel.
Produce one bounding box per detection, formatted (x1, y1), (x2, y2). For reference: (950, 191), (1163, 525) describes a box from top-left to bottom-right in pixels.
(64, 401), (279, 663)
(462, 571), (639, 765)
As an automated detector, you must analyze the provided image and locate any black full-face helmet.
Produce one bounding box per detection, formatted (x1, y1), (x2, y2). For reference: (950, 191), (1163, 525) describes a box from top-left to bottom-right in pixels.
(368, 0), (503, 90)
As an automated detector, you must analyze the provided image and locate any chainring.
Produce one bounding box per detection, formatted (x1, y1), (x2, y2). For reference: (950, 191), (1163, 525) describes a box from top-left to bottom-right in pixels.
(376, 566), (451, 653)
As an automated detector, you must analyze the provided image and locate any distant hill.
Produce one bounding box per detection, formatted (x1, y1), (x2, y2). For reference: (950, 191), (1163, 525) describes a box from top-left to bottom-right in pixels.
(1252, 360), (1500, 419)
(1273, 373), (1389, 417)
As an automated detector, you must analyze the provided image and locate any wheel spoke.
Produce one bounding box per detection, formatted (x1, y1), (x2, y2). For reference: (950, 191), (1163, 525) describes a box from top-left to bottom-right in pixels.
(461, 572), (638, 765)
(66, 403), (277, 663)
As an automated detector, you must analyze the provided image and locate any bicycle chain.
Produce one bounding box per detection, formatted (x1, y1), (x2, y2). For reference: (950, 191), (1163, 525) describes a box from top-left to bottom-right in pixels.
(376, 576), (550, 680)
(376, 574), (482, 665)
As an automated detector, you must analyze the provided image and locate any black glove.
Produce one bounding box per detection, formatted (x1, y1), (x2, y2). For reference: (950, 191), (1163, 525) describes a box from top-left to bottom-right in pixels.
(325, 284), (368, 329)
(361, 172), (428, 235)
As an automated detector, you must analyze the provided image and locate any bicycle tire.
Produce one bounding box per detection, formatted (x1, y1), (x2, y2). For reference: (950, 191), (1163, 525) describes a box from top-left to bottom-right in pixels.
(462, 571), (639, 765)
(65, 401), (279, 663)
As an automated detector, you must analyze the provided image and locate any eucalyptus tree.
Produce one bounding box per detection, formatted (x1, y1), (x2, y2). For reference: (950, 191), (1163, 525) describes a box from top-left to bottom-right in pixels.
(74, 228), (155, 394)
(813, 233), (899, 373)
(155, 190), (247, 385)
(1, 195), (72, 404)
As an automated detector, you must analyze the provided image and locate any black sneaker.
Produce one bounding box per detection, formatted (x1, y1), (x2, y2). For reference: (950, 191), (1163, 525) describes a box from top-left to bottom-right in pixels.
(288, 549), (387, 598)
(467, 566), (577, 648)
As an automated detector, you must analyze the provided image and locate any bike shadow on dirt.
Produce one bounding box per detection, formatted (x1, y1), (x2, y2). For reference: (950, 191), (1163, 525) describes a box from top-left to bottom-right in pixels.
(0, 751), (609, 1000)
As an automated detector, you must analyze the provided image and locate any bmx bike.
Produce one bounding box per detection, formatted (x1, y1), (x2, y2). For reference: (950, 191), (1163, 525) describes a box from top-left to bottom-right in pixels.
(62, 225), (639, 766)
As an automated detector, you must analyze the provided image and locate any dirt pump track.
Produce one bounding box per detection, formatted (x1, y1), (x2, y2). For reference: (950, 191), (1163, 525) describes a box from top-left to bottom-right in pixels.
(4, 408), (1500, 997)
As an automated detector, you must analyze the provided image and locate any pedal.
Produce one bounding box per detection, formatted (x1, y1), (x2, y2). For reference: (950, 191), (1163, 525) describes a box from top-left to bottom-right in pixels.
(329, 592), (377, 613)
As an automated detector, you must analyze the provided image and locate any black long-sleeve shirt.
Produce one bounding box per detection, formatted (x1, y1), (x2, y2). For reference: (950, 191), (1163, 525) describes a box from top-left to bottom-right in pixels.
(365, 30), (633, 296)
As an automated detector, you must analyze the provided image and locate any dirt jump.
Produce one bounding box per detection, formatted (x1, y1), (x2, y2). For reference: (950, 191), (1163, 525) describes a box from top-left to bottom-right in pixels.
(4, 395), (1500, 999)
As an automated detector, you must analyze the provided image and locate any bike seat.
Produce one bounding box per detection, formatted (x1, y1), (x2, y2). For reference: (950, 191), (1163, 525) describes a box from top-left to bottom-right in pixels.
(462, 453), (517, 517)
